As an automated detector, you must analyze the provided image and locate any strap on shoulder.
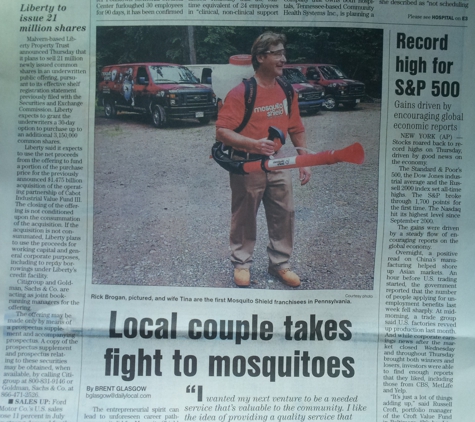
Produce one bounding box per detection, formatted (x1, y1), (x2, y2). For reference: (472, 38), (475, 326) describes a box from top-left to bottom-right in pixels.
(234, 77), (257, 133)
(276, 76), (294, 116)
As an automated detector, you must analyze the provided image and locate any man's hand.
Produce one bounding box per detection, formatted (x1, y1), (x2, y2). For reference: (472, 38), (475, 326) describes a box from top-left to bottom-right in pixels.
(216, 128), (276, 156)
(253, 137), (276, 156)
(289, 132), (311, 184)
(299, 167), (311, 185)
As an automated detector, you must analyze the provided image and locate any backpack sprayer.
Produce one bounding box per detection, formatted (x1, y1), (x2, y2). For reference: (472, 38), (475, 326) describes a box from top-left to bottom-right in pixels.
(212, 126), (365, 175)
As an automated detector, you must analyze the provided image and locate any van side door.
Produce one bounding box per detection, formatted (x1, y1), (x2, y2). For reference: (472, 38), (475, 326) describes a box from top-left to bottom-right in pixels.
(133, 66), (151, 111)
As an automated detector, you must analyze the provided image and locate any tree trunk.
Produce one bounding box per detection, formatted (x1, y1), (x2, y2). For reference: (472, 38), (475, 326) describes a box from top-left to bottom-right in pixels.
(187, 26), (196, 64)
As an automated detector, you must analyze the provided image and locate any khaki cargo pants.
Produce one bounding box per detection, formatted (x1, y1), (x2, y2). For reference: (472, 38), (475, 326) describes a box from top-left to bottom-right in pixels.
(229, 168), (294, 270)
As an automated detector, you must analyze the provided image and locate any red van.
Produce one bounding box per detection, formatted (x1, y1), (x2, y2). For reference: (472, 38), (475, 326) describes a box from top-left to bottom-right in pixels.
(97, 63), (217, 127)
(286, 64), (365, 111)
(282, 67), (325, 115)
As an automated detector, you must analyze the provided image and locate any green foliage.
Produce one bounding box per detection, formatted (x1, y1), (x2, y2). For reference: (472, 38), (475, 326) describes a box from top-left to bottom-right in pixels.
(195, 27), (237, 63)
(96, 26), (383, 98)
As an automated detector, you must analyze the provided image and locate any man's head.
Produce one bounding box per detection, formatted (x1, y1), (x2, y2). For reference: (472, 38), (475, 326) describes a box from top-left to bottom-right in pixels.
(251, 32), (287, 71)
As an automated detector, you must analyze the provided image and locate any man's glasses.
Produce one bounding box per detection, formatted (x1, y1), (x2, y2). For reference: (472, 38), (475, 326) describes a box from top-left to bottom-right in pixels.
(264, 49), (286, 58)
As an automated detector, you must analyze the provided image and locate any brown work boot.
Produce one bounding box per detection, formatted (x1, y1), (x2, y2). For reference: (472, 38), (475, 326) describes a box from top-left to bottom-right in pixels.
(268, 267), (301, 287)
(234, 268), (250, 287)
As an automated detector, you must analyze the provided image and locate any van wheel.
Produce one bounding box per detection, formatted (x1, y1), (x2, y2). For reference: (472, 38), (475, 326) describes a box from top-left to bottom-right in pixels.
(104, 100), (117, 118)
(198, 116), (210, 125)
(323, 96), (337, 111)
(152, 105), (167, 128)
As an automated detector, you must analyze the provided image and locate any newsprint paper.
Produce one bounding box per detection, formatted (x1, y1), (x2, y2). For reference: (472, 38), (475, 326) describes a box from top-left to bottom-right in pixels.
(1, 1), (474, 421)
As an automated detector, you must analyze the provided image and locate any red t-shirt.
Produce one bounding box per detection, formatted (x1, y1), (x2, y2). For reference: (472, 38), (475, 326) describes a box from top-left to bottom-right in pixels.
(216, 80), (305, 144)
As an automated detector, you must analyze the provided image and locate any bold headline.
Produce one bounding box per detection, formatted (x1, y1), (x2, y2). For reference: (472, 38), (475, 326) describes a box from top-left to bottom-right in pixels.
(102, 311), (355, 382)
(394, 32), (460, 99)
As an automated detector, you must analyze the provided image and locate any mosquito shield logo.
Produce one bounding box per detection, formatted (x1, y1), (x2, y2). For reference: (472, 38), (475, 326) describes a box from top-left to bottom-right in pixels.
(254, 99), (288, 118)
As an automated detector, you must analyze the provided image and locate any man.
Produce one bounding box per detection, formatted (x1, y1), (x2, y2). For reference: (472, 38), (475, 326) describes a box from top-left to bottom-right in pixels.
(216, 32), (311, 288)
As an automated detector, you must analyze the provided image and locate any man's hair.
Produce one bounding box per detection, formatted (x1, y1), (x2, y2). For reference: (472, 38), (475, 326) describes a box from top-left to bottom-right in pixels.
(251, 32), (287, 70)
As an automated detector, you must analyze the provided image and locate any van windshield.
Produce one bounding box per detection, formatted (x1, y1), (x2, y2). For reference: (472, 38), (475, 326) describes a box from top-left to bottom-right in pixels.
(318, 65), (347, 80)
(283, 68), (308, 84)
(149, 65), (199, 84)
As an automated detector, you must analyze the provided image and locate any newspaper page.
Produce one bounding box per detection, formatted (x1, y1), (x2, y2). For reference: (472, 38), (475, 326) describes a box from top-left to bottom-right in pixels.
(1, 1), (474, 422)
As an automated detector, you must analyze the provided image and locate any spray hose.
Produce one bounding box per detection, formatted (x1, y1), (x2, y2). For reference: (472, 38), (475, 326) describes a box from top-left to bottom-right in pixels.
(211, 126), (364, 175)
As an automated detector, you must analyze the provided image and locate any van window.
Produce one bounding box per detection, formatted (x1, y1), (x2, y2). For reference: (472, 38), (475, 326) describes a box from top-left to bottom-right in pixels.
(318, 65), (347, 80)
(305, 67), (318, 80)
(282, 68), (307, 84)
(136, 67), (149, 84)
(148, 65), (199, 84)
(202, 68), (212, 84)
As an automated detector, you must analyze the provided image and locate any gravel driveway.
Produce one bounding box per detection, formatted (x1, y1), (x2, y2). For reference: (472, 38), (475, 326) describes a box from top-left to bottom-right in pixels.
(93, 103), (380, 290)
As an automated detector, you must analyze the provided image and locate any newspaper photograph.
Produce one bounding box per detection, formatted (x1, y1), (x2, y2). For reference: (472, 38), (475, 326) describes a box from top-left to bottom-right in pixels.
(92, 26), (381, 290)
(0, 1), (474, 421)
